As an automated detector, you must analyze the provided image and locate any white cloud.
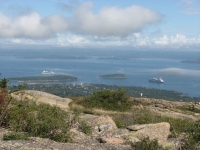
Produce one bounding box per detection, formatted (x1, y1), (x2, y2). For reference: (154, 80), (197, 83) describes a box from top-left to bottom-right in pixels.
(153, 35), (169, 45)
(0, 12), (68, 39)
(0, 2), (163, 39)
(2, 33), (199, 50)
(0, 2), (200, 50)
(70, 2), (163, 37)
(151, 34), (200, 48)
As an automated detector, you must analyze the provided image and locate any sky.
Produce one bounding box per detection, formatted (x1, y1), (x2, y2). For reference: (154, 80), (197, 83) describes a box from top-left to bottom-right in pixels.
(0, 0), (200, 51)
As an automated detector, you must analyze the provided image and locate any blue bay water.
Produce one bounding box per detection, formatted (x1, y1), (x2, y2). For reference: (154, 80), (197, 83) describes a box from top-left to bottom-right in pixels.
(0, 49), (200, 97)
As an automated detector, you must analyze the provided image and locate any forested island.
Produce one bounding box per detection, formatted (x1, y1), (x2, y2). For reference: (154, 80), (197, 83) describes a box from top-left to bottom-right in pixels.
(9, 75), (78, 83)
(99, 74), (127, 79)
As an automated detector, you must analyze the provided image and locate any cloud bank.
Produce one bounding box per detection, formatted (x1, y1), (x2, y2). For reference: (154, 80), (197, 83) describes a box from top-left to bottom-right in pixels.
(70, 2), (163, 36)
(0, 2), (162, 39)
(0, 12), (68, 39)
(158, 68), (200, 76)
(0, 2), (199, 50)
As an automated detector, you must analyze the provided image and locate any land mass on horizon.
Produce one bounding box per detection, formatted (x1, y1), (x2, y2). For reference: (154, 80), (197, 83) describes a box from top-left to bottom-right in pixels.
(99, 74), (127, 79)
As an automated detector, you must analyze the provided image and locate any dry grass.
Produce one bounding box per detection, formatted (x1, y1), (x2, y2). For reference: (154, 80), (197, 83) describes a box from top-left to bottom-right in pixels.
(69, 103), (131, 116)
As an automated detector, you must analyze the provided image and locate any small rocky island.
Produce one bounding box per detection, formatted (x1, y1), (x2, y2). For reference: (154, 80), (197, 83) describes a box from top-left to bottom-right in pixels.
(99, 74), (127, 79)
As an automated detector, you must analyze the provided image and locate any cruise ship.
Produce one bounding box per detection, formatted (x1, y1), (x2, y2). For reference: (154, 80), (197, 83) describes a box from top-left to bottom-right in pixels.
(42, 71), (55, 75)
(149, 77), (164, 83)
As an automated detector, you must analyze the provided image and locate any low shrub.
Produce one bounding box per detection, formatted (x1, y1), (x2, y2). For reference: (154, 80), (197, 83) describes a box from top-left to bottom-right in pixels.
(178, 106), (200, 113)
(77, 88), (132, 111)
(2, 99), (71, 142)
(3, 133), (29, 140)
(79, 121), (92, 135)
(0, 79), (11, 127)
(132, 137), (164, 150)
(112, 108), (194, 138)
(188, 120), (200, 142)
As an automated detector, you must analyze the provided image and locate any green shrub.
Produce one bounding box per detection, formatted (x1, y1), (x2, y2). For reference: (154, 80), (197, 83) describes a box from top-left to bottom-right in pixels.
(0, 80), (11, 127)
(3, 99), (71, 142)
(132, 137), (164, 150)
(180, 137), (199, 150)
(79, 121), (92, 135)
(77, 87), (132, 111)
(0, 78), (9, 89)
(178, 106), (200, 113)
(112, 108), (194, 138)
(3, 133), (28, 140)
(188, 120), (200, 142)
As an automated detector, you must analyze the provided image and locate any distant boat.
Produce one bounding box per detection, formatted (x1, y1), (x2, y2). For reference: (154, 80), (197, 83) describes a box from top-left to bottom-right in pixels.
(42, 70), (55, 75)
(149, 77), (164, 83)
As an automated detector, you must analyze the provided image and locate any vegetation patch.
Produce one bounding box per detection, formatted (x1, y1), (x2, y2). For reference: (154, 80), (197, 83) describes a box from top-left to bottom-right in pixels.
(132, 137), (164, 150)
(178, 105), (200, 113)
(3, 100), (71, 142)
(76, 88), (132, 112)
(3, 133), (29, 140)
(112, 107), (195, 138)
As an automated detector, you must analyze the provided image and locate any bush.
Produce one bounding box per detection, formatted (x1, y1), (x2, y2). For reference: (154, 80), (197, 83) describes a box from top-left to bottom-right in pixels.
(188, 120), (200, 142)
(132, 137), (164, 150)
(178, 106), (200, 113)
(78, 121), (92, 135)
(0, 78), (9, 89)
(3, 133), (29, 140)
(3, 99), (71, 142)
(112, 108), (194, 138)
(0, 78), (11, 127)
(77, 87), (132, 111)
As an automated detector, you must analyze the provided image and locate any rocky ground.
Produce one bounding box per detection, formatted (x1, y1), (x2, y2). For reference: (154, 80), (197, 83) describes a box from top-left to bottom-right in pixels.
(1, 90), (200, 150)
(131, 97), (200, 120)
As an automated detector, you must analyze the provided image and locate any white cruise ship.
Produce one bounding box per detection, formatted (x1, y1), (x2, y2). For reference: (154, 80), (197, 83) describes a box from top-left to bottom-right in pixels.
(42, 71), (55, 75)
(149, 77), (164, 83)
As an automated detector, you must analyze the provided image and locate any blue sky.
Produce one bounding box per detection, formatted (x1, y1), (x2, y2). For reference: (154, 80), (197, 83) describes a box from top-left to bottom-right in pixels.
(0, 0), (200, 50)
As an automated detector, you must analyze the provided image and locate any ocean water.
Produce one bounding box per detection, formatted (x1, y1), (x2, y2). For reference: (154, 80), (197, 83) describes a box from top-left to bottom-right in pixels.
(0, 49), (200, 97)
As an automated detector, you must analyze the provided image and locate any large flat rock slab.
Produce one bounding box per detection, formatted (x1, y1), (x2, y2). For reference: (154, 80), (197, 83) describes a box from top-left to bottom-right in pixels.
(11, 90), (72, 111)
(127, 122), (170, 146)
(0, 137), (134, 150)
(79, 114), (118, 135)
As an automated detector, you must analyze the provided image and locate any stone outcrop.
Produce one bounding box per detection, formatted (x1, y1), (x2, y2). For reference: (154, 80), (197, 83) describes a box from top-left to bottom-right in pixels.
(0, 137), (134, 150)
(131, 97), (200, 110)
(95, 122), (170, 147)
(5, 90), (199, 149)
(97, 129), (130, 144)
(69, 129), (98, 144)
(131, 98), (200, 120)
(11, 90), (72, 111)
(79, 114), (118, 135)
(127, 122), (171, 146)
(74, 114), (170, 146)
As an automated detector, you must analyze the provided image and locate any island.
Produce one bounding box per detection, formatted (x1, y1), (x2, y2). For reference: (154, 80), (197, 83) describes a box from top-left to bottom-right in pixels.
(9, 75), (78, 83)
(99, 74), (127, 79)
